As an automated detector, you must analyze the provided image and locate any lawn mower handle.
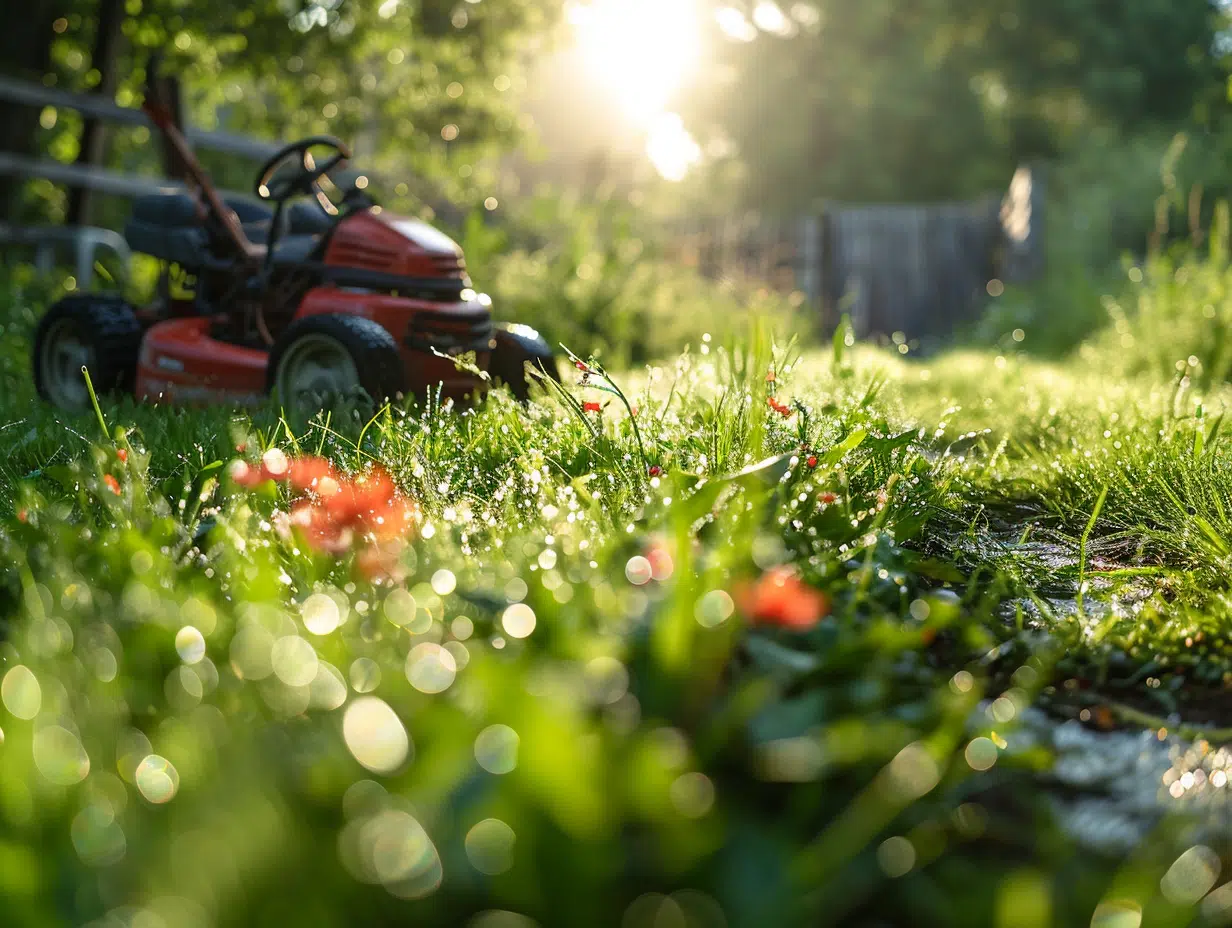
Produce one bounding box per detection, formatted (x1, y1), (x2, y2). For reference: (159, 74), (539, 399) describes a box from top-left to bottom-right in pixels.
(141, 53), (261, 267)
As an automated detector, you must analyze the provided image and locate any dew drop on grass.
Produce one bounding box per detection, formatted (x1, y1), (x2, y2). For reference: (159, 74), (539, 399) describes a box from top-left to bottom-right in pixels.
(343, 697), (411, 774)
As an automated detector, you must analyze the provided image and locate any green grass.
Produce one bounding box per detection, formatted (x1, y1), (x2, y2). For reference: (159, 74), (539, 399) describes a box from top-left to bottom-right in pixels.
(6, 277), (1232, 925)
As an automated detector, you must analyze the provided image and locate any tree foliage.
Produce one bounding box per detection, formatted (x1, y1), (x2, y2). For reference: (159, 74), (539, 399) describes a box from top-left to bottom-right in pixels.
(2, 0), (563, 221)
(682, 0), (1228, 209)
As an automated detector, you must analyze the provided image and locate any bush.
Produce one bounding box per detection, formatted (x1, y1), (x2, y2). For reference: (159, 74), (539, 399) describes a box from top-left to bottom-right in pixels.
(1082, 202), (1232, 389)
(973, 129), (1232, 356)
(456, 196), (813, 367)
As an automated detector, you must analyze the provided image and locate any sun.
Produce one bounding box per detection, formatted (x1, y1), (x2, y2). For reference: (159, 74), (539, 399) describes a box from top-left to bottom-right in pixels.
(568, 0), (703, 124)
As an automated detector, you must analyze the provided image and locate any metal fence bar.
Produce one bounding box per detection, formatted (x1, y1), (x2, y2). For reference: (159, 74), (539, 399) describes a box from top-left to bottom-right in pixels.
(0, 74), (280, 161)
(0, 151), (251, 202)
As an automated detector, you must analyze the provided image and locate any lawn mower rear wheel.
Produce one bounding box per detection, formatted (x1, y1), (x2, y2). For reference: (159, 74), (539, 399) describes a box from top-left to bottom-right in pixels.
(33, 295), (143, 412)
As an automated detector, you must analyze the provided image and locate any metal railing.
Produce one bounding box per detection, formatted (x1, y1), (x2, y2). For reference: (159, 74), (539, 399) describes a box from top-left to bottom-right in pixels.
(0, 74), (278, 286)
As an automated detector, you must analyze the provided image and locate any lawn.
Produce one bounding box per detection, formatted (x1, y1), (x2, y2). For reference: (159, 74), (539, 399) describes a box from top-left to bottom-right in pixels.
(2, 283), (1231, 926)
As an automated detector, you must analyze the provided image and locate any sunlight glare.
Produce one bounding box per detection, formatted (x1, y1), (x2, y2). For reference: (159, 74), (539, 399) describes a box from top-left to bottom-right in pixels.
(569, 0), (702, 123)
(646, 113), (702, 183)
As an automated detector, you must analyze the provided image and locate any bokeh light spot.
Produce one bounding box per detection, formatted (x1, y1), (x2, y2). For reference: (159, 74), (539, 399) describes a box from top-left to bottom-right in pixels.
(501, 603), (536, 639)
(474, 724), (519, 774)
(135, 754), (180, 803)
(2, 665), (41, 719)
(465, 818), (516, 875)
(406, 643), (457, 694)
(694, 590), (735, 628)
(343, 697), (411, 774)
(175, 626), (206, 664)
(303, 592), (342, 635)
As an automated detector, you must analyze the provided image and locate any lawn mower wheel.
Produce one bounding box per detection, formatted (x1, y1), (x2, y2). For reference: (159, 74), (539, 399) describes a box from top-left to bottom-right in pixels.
(33, 295), (143, 412)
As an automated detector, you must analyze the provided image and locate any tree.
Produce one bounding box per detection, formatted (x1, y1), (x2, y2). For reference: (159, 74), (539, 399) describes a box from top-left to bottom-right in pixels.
(2, 0), (564, 223)
(680, 0), (1227, 211)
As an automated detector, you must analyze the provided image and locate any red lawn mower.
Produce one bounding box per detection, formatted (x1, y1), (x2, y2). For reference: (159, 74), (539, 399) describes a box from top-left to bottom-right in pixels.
(33, 63), (557, 416)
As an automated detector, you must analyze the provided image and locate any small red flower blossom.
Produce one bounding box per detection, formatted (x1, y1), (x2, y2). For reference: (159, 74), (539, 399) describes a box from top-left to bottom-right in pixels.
(583, 401), (602, 413)
(103, 474), (121, 495)
(287, 456), (336, 493)
(260, 447), (290, 481)
(228, 460), (264, 488)
(768, 397), (793, 417)
(806, 455), (818, 468)
(116, 448), (128, 463)
(648, 465), (662, 477)
(738, 567), (829, 631)
(818, 492), (838, 505)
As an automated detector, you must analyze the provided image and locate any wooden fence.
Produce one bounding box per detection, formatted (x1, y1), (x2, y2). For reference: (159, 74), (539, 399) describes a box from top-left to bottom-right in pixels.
(665, 166), (1045, 340)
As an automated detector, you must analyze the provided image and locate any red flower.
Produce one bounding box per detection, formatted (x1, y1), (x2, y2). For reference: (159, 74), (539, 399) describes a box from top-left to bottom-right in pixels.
(648, 465), (661, 477)
(738, 567), (829, 631)
(228, 460), (264, 488)
(818, 492), (838, 505)
(117, 448), (128, 463)
(768, 397), (793, 417)
(103, 474), (121, 496)
(583, 401), (602, 413)
(288, 456), (337, 493)
(260, 448), (290, 481)
(806, 455), (818, 468)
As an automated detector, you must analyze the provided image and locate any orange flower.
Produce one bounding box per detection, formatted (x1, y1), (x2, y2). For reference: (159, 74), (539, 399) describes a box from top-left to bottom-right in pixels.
(103, 474), (121, 495)
(117, 448), (128, 463)
(737, 567), (829, 630)
(768, 397), (793, 417)
(288, 456), (337, 493)
(583, 401), (602, 413)
(818, 492), (838, 505)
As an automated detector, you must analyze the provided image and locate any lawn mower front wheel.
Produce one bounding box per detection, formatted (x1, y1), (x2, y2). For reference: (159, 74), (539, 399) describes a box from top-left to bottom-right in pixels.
(33, 295), (143, 412)
(269, 314), (406, 416)
(489, 323), (559, 402)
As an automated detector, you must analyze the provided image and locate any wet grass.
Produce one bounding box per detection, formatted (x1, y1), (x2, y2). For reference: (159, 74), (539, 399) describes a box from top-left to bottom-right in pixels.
(5, 306), (1232, 925)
